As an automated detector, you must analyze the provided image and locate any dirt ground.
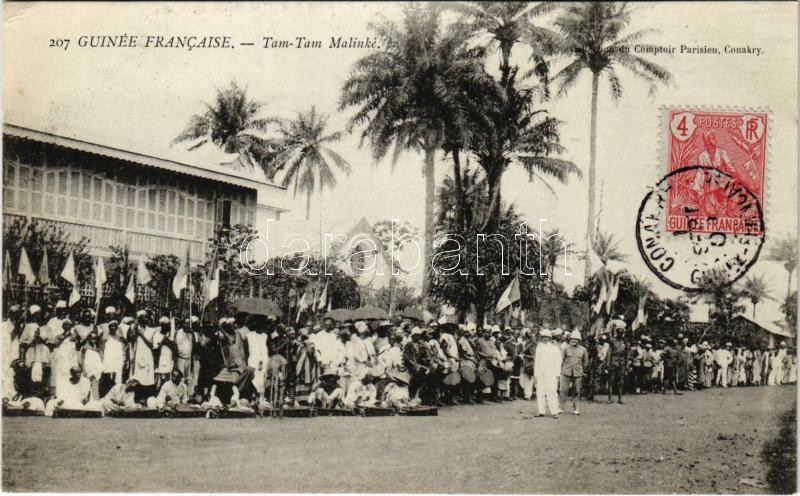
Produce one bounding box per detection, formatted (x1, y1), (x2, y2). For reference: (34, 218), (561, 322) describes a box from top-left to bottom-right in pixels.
(2, 385), (796, 493)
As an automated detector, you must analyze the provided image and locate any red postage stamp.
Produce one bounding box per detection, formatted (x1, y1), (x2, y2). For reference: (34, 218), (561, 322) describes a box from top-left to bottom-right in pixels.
(665, 108), (767, 235)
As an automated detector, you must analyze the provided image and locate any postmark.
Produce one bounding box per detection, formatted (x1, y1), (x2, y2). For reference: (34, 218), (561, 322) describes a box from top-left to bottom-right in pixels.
(636, 165), (765, 292)
(665, 108), (767, 235)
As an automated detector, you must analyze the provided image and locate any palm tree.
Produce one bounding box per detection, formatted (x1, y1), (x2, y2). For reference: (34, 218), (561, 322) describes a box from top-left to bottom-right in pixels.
(740, 274), (774, 319)
(764, 235), (798, 297)
(552, 3), (672, 282)
(273, 106), (352, 220)
(172, 81), (277, 173)
(588, 230), (627, 269)
(451, 2), (573, 232)
(450, 2), (558, 83)
(340, 4), (484, 299)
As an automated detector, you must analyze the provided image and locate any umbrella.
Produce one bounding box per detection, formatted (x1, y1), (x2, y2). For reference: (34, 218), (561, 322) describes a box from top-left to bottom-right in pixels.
(323, 308), (353, 322)
(230, 297), (284, 317)
(352, 306), (388, 320)
(399, 307), (424, 321)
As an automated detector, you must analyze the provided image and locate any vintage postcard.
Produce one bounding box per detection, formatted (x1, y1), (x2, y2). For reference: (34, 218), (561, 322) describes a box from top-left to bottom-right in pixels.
(2, 2), (797, 494)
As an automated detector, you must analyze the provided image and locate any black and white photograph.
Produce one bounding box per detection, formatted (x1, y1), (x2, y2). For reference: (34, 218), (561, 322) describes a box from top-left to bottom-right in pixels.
(1, 2), (798, 493)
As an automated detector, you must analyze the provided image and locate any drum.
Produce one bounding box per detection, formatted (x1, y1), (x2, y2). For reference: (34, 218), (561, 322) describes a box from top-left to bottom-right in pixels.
(477, 366), (495, 387)
(460, 361), (476, 383)
(443, 371), (461, 386)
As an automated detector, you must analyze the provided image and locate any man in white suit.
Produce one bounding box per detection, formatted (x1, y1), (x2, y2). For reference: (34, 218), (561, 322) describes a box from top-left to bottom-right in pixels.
(534, 329), (562, 419)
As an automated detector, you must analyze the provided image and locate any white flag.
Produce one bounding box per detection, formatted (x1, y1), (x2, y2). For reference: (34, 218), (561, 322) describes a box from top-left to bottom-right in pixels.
(125, 274), (136, 304)
(69, 285), (82, 307)
(60, 252), (77, 286)
(137, 258), (152, 286)
(317, 281), (328, 310)
(592, 275), (607, 314)
(95, 257), (107, 304)
(604, 272), (620, 315)
(172, 251), (189, 299)
(203, 267), (220, 308)
(632, 294), (648, 331)
(296, 290), (310, 323)
(17, 247), (37, 285)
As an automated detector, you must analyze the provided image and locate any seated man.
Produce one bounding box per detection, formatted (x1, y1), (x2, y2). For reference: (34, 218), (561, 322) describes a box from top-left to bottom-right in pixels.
(45, 366), (101, 416)
(381, 371), (420, 409)
(149, 370), (190, 409)
(308, 373), (344, 408)
(343, 374), (377, 408)
(101, 378), (141, 414)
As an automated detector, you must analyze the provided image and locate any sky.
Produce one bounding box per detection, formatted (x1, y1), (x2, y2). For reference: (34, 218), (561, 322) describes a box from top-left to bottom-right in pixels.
(3, 2), (798, 328)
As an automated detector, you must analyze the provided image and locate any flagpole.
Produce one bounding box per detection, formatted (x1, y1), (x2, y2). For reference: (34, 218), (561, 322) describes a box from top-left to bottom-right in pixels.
(94, 259), (101, 326)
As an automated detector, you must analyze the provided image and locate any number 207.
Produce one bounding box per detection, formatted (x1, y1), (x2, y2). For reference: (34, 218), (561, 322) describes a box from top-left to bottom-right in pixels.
(49, 38), (70, 50)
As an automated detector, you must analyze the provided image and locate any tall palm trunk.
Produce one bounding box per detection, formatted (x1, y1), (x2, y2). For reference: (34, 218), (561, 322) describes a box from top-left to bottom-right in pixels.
(422, 147), (436, 301)
(787, 268), (794, 298)
(753, 302), (757, 319)
(481, 163), (503, 232)
(452, 148), (464, 229)
(584, 71), (600, 283)
(305, 189), (312, 220)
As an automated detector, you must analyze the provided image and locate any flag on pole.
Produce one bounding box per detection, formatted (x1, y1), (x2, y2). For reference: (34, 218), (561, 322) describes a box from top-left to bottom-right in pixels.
(60, 251), (81, 306)
(317, 280), (328, 310)
(296, 289), (310, 323)
(38, 251), (50, 286)
(203, 266), (220, 308)
(94, 256), (107, 304)
(495, 275), (520, 313)
(17, 247), (37, 285)
(60, 252), (77, 286)
(604, 272), (620, 315)
(125, 273), (136, 304)
(592, 275), (607, 314)
(137, 258), (152, 286)
(172, 247), (190, 298)
(3, 251), (13, 296)
(327, 296), (332, 312)
(311, 282), (320, 312)
(632, 294), (648, 330)
(69, 285), (82, 307)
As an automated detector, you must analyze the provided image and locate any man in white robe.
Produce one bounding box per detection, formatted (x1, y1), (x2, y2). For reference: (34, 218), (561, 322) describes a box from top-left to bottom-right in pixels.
(2, 305), (22, 399)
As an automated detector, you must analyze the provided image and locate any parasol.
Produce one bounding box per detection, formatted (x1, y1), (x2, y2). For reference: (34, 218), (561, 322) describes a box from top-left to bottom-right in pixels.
(323, 308), (354, 322)
(352, 306), (388, 320)
(399, 307), (424, 321)
(230, 297), (284, 318)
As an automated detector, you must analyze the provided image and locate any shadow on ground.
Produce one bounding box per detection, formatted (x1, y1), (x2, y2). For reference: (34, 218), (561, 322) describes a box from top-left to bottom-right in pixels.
(762, 404), (797, 494)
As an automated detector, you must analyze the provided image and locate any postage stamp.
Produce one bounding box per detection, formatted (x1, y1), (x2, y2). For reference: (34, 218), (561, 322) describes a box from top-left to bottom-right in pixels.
(665, 108), (768, 235)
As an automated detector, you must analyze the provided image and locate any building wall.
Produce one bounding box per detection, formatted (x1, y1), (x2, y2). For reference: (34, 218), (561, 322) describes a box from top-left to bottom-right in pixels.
(2, 136), (257, 261)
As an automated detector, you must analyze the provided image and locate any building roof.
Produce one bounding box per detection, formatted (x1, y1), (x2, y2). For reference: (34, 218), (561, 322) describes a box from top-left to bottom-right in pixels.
(3, 123), (285, 195)
(733, 315), (796, 338)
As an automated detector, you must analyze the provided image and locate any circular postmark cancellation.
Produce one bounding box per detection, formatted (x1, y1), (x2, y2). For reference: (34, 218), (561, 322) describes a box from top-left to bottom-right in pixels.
(636, 165), (765, 292)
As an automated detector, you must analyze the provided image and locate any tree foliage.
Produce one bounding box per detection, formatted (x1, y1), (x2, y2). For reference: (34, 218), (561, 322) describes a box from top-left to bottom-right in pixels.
(429, 168), (548, 322)
(781, 290), (797, 332)
(2, 218), (92, 307)
(273, 106), (352, 219)
(171, 80), (278, 174)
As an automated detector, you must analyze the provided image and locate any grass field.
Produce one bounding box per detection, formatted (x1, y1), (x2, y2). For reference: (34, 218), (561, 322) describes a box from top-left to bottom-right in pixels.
(2, 385), (796, 493)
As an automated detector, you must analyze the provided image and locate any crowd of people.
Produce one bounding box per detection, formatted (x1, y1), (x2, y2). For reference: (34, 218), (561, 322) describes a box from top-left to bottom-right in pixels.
(1, 301), (796, 419)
